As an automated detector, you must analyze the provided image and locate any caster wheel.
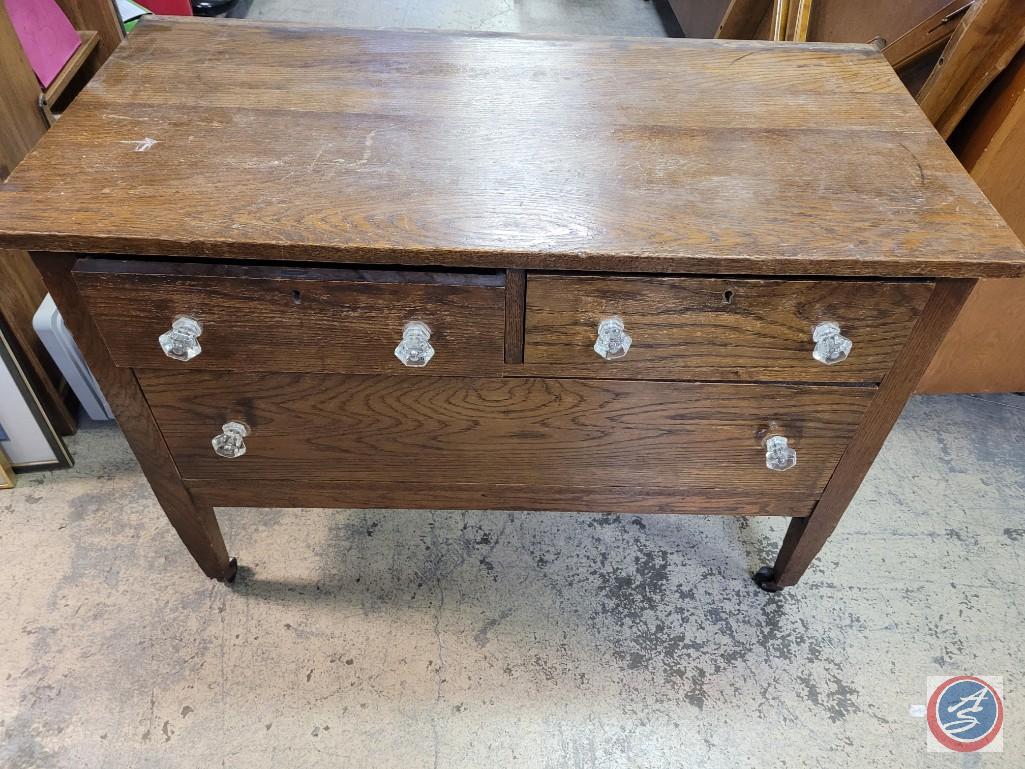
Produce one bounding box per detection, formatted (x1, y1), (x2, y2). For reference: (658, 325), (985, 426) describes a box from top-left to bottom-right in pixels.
(220, 557), (239, 584)
(752, 566), (782, 593)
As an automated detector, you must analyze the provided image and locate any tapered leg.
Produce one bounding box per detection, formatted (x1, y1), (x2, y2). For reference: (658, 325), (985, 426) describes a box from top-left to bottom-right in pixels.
(756, 278), (976, 590)
(32, 252), (236, 581)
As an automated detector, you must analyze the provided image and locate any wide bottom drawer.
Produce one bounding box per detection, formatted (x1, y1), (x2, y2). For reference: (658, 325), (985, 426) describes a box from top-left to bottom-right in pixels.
(140, 372), (874, 512)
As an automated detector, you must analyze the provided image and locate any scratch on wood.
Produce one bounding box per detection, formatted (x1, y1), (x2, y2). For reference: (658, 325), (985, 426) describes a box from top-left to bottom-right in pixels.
(332, 130), (377, 168)
(898, 141), (926, 185)
(119, 138), (160, 152)
(306, 144), (329, 173)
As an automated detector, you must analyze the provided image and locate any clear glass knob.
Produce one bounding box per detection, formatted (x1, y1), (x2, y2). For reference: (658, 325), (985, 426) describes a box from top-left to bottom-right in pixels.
(212, 421), (249, 459)
(394, 321), (434, 367)
(159, 316), (203, 362)
(594, 317), (632, 360)
(812, 322), (852, 365)
(764, 435), (797, 472)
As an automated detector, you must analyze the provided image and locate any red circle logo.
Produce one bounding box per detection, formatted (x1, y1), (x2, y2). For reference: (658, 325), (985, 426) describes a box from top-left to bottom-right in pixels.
(927, 676), (1003, 752)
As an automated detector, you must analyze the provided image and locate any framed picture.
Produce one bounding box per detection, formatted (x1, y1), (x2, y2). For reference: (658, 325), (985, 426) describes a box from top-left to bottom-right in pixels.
(0, 319), (73, 473)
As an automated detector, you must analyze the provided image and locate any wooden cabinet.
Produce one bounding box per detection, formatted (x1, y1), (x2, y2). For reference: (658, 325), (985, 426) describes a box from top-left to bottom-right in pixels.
(2, 20), (1022, 591)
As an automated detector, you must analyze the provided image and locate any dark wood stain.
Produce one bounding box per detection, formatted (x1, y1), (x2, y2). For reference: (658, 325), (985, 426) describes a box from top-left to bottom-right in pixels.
(504, 268), (526, 364)
(10, 22), (1017, 588)
(524, 274), (933, 382)
(189, 478), (817, 518)
(137, 369), (874, 495)
(772, 278), (975, 586)
(73, 259), (507, 376)
(1, 18), (1023, 277)
(32, 253), (235, 581)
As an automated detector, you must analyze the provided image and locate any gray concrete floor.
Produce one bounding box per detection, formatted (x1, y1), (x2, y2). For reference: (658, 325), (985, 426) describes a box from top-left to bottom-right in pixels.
(245, 0), (670, 37)
(2, 394), (1024, 767)
(4, 2), (1025, 767)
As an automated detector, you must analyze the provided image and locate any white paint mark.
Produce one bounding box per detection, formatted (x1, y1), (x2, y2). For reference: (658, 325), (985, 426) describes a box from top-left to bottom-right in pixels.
(119, 137), (159, 152)
(276, 169), (299, 185)
(909, 704), (926, 718)
(332, 130), (377, 168)
(306, 144), (329, 174)
(360, 130), (376, 163)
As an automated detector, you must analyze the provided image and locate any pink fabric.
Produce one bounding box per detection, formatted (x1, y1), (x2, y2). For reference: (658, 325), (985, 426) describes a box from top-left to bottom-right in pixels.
(138, 0), (193, 15)
(4, 0), (82, 88)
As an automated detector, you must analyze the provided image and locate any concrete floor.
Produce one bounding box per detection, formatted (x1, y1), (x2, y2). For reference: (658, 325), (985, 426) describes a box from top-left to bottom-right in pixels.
(245, 0), (670, 36)
(3, 2), (1025, 767)
(2, 393), (1024, 767)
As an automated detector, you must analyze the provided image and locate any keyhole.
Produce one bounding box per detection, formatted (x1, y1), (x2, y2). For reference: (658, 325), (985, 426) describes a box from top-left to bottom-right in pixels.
(722, 289), (734, 305)
(291, 289), (302, 305)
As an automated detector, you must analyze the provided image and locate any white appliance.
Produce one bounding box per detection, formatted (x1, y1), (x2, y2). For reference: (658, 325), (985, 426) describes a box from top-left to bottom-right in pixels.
(33, 294), (114, 420)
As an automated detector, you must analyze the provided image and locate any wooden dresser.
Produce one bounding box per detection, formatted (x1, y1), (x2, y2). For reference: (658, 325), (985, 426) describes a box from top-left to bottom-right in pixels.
(1, 18), (1022, 591)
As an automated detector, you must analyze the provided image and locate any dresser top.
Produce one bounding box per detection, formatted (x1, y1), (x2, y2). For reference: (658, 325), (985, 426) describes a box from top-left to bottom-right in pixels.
(1, 17), (1023, 277)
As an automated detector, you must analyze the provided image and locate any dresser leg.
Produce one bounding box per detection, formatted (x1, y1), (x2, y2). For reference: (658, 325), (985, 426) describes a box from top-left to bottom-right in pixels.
(759, 516), (808, 590)
(165, 500), (237, 582)
(763, 278), (976, 589)
(752, 565), (782, 593)
(31, 252), (237, 582)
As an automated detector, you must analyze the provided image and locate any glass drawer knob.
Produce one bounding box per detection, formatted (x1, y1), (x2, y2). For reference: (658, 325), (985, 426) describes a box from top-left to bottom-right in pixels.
(812, 322), (852, 365)
(594, 317), (632, 360)
(764, 435), (797, 472)
(159, 316), (203, 362)
(212, 421), (249, 459)
(394, 321), (434, 367)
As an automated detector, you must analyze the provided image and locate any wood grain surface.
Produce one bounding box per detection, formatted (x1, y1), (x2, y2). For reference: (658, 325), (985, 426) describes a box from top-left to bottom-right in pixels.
(138, 370), (874, 497)
(920, 49), (1025, 393)
(773, 278), (974, 586)
(524, 274), (932, 382)
(917, 0), (1025, 138)
(1, 18), (1023, 278)
(73, 259), (506, 376)
(882, 0), (969, 73)
(505, 269), (526, 364)
(188, 478), (817, 518)
(32, 253), (235, 580)
(714, 0), (767, 39)
(681, 0), (955, 42)
(0, 2), (47, 179)
(52, 0), (124, 83)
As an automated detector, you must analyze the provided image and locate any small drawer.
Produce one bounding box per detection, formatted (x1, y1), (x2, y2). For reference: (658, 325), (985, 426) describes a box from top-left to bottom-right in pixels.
(139, 370), (874, 507)
(72, 259), (507, 376)
(523, 274), (933, 382)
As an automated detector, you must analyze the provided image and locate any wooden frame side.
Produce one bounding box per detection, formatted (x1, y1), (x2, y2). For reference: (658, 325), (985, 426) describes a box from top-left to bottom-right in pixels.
(917, 0), (1025, 138)
(715, 0), (770, 39)
(504, 268), (526, 364)
(0, 250), (78, 436)
(882, 0), (969, 73)
(772, 278), (975, 587)
(0, 316), (73, 471)
(0, 444), (14, 489)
